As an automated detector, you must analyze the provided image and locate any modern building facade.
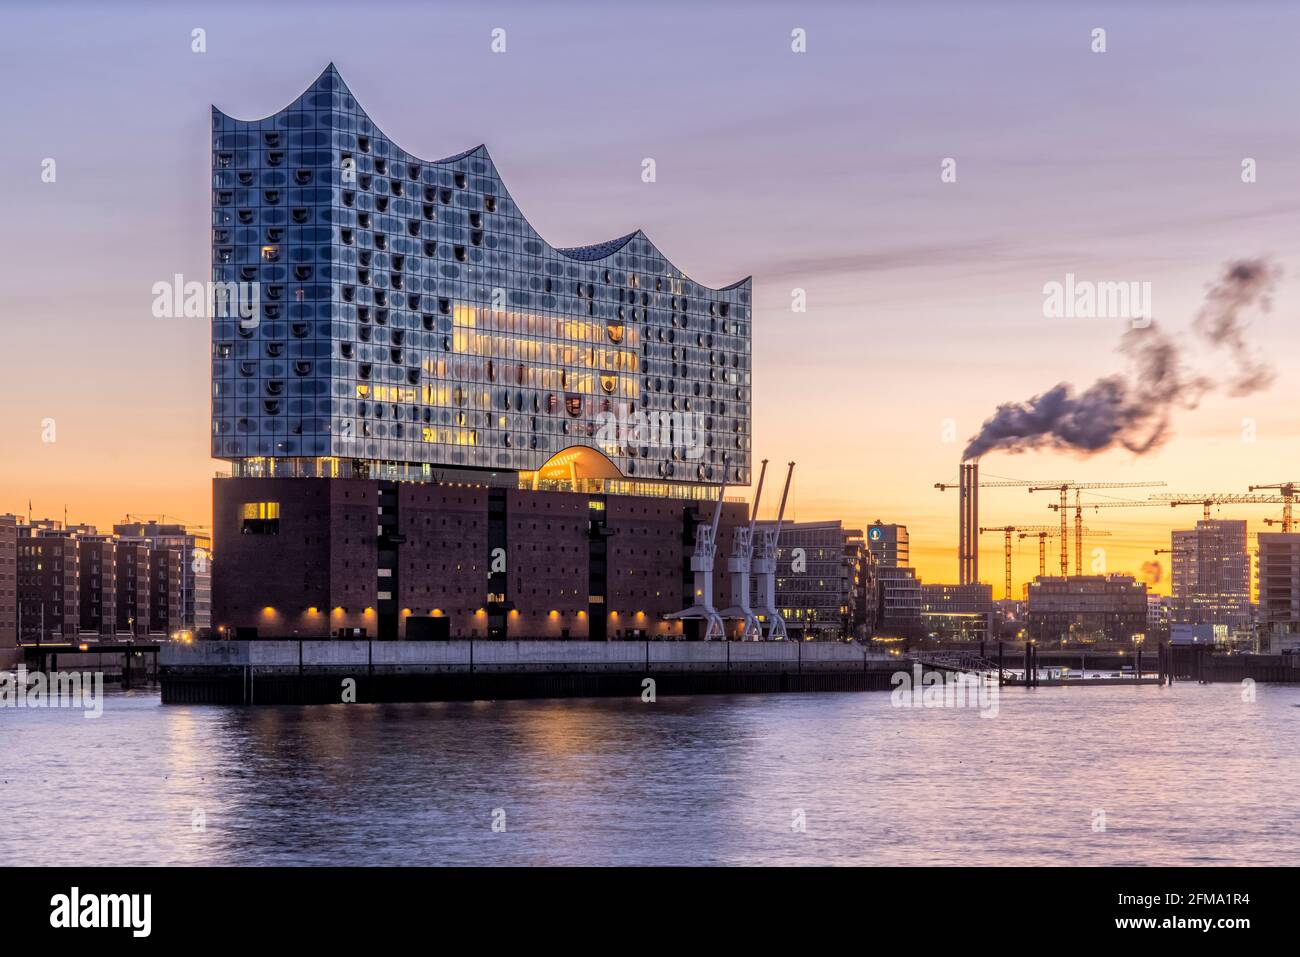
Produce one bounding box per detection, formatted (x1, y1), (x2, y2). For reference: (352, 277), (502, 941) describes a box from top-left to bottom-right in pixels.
(1257, 532), (1300, 652)
(210, 65), (751, 497)
(866, 521), (908, 568)
(876, 565), (924, 638)
(920, 582), (994, 641)
(747, 520), (875, 640)
(1146, 593), (1171, 641)
(208, 66), (761, 641)
(1170, 520), (1251, 633)
(1026, 574), (1148, 645)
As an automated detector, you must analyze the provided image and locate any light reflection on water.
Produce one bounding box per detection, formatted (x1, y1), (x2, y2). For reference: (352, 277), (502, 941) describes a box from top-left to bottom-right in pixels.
(2, 682), (1297, 865)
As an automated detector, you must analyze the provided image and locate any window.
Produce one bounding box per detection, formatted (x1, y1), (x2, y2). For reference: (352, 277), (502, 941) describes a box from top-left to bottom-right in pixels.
(241, 502), (280, 535)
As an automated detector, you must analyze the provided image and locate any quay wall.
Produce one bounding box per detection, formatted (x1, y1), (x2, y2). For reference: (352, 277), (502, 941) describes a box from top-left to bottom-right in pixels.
(159, 639), (899, 704)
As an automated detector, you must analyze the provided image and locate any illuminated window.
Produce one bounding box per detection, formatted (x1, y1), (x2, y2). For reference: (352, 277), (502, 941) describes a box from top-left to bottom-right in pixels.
(240, 502), (280, 535)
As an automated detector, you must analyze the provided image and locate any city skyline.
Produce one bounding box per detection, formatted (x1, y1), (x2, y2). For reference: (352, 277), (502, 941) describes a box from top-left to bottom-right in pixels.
(5, 0), (1300, 897)
(4, 2), (1300, 596)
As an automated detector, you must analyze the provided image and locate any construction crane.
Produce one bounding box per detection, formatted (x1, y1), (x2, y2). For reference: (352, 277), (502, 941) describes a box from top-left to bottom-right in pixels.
(933, 478), (1074, 492)
(1149, 492), (1286, 521)
(1018, 527), (1111, 579)
(1247, 482), (1298, 531)
(1030, 482), (1167, 576)
(934, 475), (1073, 584)
(980, 524), (1112, 598)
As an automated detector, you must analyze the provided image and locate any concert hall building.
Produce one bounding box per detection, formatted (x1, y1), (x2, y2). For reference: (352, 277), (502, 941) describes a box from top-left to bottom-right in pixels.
(210, 66), (752, 640)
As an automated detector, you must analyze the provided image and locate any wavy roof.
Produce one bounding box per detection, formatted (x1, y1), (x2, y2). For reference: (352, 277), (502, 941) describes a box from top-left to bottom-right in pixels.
(213, 64), (750, 295)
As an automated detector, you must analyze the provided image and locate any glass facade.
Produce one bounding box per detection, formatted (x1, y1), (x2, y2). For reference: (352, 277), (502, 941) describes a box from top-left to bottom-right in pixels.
(211, 65), (752, 492)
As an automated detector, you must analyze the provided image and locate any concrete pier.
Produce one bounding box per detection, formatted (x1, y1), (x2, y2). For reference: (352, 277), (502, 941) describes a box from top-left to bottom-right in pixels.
(160, 639), (900, 705)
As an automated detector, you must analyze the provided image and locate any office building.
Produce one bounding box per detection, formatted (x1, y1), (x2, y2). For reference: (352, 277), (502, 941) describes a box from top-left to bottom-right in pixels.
(876, 565), (923, 638)
(1257, 532), (1300, 652)
(866, 521), (908, 568)
(1026, 574), (1148, 645)
(750, 520), (874, 640)
(1146, 593), (1171, 640)
(921, 582), (994, 641)
(1171, 520), (1251, 633)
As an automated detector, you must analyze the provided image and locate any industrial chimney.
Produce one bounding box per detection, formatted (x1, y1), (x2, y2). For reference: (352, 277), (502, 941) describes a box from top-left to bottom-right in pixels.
(959, 460), (979, 585)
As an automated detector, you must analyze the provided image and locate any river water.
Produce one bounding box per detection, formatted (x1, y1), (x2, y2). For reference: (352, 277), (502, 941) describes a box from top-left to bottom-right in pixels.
(2, 682), (1297, 866)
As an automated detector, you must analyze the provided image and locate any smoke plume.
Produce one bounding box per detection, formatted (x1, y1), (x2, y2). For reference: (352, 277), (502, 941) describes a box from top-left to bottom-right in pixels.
(1193, 258), (1279, 396)
(963, 258), (1279, 460)
(1140, 560), (1163, 586)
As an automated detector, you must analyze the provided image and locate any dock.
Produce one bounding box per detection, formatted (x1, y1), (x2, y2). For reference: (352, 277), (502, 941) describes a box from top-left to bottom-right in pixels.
(159, 639), (902, 705)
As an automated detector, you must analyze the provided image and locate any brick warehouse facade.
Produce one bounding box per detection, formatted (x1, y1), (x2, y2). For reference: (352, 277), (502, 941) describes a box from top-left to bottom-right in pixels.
(213, 477), (747, 640)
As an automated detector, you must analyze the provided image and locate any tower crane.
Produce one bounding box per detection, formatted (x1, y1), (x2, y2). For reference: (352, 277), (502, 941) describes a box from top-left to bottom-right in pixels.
(933, 478), (1075, 491)
(980, 524), (1111, 599)
(1017, 527), (1111, 579)
(1247, 482), (1298, 532)
(1030, 482), (1167, 576)
(1149, 493), (1286, 521)
(934, 475), (1073, 584)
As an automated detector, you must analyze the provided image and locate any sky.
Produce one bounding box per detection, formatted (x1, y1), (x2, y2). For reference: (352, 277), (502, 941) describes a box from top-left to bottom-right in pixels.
(1, 0), (1298, 596)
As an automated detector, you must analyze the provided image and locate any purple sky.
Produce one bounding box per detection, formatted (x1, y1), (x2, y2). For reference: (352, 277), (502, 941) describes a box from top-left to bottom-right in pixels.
(2, 0), (1298, 587)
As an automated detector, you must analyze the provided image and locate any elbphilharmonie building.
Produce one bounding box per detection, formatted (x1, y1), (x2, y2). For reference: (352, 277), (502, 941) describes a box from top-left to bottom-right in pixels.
(211, 65), (752, 499)
(209, 66), (754, 640)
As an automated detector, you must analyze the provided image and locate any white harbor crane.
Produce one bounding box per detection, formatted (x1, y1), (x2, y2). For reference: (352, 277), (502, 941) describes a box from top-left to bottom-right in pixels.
(753, 462), (795, 641)
(720, 458), (767, 640)
(666, 473), (730, 641)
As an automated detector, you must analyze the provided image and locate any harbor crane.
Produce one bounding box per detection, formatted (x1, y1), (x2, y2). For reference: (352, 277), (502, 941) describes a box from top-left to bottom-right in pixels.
(753, 462), (795, 640)
(1247, 482), (1298, 532)
(667, 473), (731, 640)
(1017, 527), (1111, 579)
(719, 459), (767, 640)
(1030, 482), (1167, 576)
